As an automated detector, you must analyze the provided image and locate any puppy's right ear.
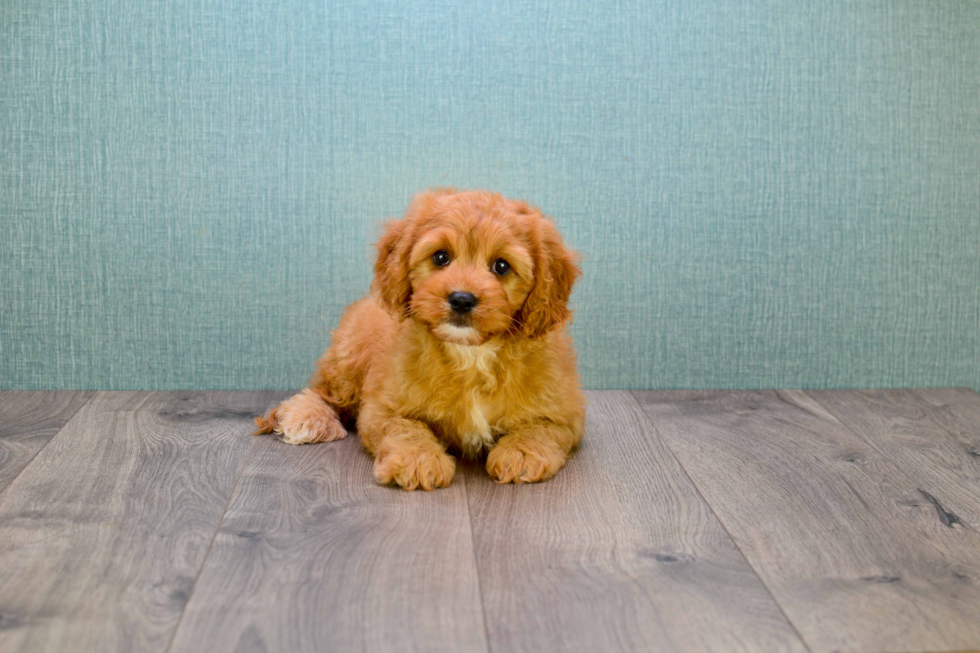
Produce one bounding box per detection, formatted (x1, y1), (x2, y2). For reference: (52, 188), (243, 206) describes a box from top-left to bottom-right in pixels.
(371, 218), (412, 318)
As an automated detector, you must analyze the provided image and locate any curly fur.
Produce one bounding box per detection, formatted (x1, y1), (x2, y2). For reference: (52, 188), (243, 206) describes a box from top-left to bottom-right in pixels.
(255, 189), (585, 490)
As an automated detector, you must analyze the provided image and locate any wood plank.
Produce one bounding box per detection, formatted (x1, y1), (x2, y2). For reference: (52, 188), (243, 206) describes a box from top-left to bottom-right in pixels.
(169, 423), (488, 653)
(807, 388), (980, 530)
(0, 391), (274, 653)
(912, 388), (980, 459)
(0, 391), (93, 494)
(633, 389), (980, 653)
(466, 391), (807, 653)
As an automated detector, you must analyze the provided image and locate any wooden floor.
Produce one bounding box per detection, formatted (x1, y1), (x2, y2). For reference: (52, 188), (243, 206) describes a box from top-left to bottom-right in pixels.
(1, 390), (979, 652)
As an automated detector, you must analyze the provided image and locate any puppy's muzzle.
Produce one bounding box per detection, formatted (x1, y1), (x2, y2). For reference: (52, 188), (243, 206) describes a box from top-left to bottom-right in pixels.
(448, 291), (478, 315)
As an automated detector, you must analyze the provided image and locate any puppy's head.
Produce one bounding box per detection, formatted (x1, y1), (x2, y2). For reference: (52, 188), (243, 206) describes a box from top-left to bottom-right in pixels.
(371, 189), (580, 346)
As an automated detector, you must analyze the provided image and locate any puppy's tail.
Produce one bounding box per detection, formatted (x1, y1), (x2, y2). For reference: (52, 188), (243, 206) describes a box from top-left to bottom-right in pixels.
(253, 404), (281, 435)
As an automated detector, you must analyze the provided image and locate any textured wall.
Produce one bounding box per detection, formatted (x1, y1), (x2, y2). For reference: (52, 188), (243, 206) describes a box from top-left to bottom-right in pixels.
(1, 1), (978, 390)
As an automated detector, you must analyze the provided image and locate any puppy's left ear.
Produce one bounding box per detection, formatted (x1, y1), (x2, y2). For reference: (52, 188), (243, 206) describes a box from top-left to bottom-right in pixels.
(371, 218), (412, 318)
(517, 218), (581, 338)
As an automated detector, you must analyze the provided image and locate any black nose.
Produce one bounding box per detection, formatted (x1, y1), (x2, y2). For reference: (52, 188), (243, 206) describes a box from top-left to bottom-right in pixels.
(448, 291), (478, 314)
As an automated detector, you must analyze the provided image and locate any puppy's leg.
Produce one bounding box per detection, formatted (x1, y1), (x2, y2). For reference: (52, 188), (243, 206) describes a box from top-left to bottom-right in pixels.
(254, 388), (347, 445)
(359, 405), (454, 491)
(487, 420), (580, 484)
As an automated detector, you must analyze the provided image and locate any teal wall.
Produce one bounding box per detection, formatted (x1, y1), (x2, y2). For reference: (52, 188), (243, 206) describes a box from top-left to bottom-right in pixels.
(1, 1), (978, 391)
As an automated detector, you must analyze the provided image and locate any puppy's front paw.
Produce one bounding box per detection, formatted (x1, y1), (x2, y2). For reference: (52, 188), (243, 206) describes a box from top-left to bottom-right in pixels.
(373, 443), (456, 491)
(276, 389), (347, 445)
(487, 439), (566, 484)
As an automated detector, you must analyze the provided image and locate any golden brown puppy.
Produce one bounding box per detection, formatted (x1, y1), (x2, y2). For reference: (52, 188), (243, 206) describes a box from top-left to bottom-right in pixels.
(255, 189), (585, 490)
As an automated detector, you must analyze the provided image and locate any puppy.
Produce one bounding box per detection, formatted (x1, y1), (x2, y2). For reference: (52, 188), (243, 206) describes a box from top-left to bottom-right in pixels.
(255, 189), (585, 490)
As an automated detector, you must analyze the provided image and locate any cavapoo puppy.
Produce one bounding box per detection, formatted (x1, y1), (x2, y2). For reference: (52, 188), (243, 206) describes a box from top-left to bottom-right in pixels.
(255, 189), (585, 490)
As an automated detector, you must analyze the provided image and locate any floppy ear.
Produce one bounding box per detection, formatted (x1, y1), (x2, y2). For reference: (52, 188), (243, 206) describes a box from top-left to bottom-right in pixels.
(517, 218), (581, 338)
(370, 189), (455, 318)
(370, 218), (412, 318)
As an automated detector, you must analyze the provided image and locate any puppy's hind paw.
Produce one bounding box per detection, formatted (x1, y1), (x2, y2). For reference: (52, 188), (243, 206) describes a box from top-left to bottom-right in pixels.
(274, 389), (347, 445)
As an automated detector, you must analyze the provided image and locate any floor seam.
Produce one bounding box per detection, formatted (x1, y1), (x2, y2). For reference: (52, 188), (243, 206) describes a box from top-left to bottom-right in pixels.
(462, 467), (494, 653)
(0, 390), (98, 501)
(803, 389), (980, 538)
(625, 390), (815, 653)
(163, 393), (268, 653)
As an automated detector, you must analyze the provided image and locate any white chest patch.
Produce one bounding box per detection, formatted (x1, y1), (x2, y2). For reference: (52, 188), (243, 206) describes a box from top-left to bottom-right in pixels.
(444, 341), (501, 458)
(458, 393), (495, 458)
(444, 341), (500, 380)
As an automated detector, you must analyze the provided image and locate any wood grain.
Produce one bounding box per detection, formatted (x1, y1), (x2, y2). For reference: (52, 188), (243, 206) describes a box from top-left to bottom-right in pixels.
(5, 389), (980, 653)
(911, 389), (980, 464)
(465, 391), (807, 653)
(0, 391), (93, 495)
(169, 426), (488, 653)
(633, 389), (980, 653)
(0, 391), (274, 653)
(807, 388), (980, 530)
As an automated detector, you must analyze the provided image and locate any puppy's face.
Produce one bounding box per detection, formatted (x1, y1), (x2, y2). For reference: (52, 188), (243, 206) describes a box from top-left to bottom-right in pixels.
(407, 214), (535, 345)
(372, 190), (580, 346)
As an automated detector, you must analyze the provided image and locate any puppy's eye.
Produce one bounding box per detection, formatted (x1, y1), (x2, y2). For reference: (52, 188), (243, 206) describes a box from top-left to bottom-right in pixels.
(492, 258), (511, 276)
(432, 250), (450, 267)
